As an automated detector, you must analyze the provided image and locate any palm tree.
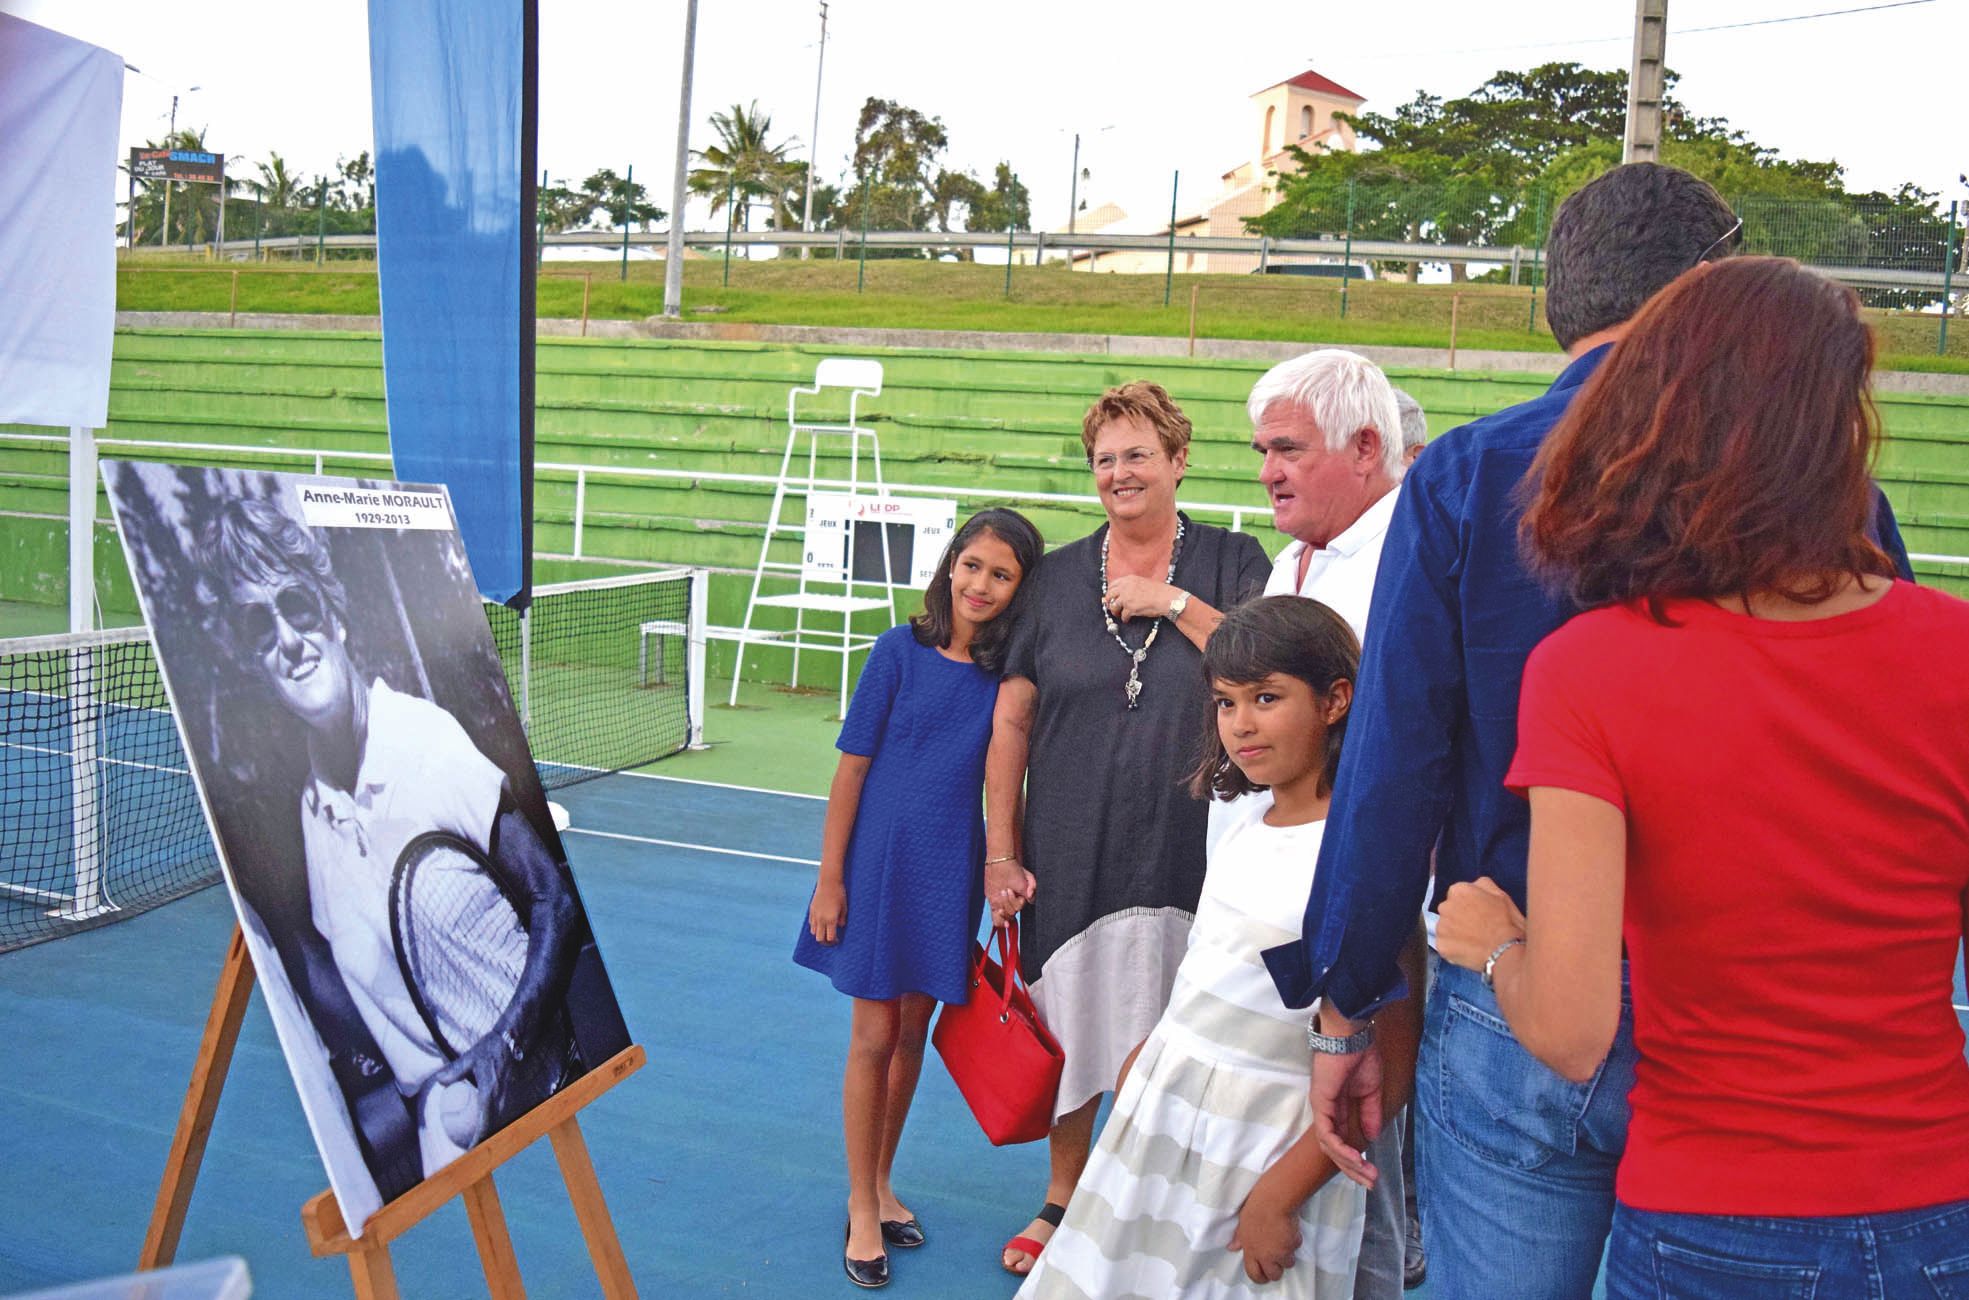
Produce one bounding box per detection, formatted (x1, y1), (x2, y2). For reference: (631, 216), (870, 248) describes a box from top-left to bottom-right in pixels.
(253, 152), (304, 209)
(688, 102), (801, 234)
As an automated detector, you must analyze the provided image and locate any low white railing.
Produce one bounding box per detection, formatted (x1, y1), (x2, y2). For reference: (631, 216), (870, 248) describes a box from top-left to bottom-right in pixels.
(4, 430), (1963, 570)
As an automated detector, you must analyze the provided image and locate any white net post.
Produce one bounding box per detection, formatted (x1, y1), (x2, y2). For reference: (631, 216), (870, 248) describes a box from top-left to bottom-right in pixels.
(519, 605), (532, 732)
(687, 568), (709, 749)
(64, 427), (112, 919)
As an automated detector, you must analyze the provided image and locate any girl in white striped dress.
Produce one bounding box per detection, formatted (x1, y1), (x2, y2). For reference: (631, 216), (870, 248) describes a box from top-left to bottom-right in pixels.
(1017, 596), (1412, 1299)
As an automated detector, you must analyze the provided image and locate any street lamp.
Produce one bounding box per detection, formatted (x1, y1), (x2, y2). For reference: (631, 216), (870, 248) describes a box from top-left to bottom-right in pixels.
(800, 1), (829, 258)
(1066, 125), (1115, 236)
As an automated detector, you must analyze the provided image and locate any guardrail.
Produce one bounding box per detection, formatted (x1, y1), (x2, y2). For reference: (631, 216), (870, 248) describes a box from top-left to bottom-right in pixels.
(128, 227), (1967, 296)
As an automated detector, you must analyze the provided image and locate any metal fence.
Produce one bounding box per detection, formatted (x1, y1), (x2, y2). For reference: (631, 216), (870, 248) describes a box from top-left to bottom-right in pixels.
(118, 174), (1966, 356)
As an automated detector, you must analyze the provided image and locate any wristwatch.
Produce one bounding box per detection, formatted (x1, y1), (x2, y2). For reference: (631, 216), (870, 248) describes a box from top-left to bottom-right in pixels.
(1307, 1020), (1377, 1055)
(1167, 589), (1191, 621)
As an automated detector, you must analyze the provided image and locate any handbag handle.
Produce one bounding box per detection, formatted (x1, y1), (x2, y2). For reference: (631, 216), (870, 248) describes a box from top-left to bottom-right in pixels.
(989, 919), (1026, 1022)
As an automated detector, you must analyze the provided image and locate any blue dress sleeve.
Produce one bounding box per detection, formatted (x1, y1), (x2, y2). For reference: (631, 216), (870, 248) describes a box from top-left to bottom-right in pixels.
(837, 630), (905, 757)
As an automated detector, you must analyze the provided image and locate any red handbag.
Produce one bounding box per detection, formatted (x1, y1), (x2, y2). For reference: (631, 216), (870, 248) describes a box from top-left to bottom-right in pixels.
(932, 918), (1065, 1146)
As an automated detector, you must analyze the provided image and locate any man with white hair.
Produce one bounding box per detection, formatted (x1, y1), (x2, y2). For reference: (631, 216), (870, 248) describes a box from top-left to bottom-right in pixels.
(1238, 348), (1420, 1299)
(1249, 349), (1406, 638)
(1393, 389), (1428, 466)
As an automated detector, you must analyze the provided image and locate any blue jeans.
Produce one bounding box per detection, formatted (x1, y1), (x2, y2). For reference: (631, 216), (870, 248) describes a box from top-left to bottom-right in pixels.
(1606, 1199), (1969, 1299)
(1415, 959), (1637, 1299)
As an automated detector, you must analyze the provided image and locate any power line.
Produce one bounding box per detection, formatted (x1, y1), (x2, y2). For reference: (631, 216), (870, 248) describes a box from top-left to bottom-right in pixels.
(1343, 0), (1937, 58)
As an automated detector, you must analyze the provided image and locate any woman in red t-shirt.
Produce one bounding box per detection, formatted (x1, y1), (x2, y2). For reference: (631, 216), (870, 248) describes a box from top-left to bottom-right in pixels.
(1436, 255), (1969, 1298)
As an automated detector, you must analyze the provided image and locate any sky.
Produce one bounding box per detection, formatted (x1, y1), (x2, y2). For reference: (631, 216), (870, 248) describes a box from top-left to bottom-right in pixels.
(9, 0), (1964, 234)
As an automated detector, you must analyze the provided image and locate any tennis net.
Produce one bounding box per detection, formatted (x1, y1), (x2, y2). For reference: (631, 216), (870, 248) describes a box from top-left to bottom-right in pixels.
(484, 568), (706, 791)
(1, 567), (705, 953)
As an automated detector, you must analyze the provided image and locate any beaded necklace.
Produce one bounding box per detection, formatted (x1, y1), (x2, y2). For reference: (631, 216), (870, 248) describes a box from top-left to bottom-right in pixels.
(1099, 515), (1186, 710)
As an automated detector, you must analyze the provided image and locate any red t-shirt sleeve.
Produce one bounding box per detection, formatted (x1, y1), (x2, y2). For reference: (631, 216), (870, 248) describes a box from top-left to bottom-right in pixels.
(1505, 623), (1628, 812)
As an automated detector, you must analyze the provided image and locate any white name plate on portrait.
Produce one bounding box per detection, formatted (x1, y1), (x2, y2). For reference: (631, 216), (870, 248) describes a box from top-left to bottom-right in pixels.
(298, 486), (454, 531)
(803, 494), (955, 588)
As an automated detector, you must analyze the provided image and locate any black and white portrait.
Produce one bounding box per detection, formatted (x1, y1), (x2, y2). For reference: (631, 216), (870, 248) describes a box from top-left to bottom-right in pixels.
(103, 462), (630, 1232)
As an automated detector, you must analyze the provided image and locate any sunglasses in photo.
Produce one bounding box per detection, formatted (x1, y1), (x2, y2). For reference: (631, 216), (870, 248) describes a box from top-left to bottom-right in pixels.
(228, 584), (328, 654)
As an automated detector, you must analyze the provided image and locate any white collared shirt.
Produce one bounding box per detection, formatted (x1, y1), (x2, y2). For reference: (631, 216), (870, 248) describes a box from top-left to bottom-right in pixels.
(1261, 487), (1401, 644)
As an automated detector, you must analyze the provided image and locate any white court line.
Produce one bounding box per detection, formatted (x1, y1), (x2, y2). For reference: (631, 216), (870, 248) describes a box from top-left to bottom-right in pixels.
(592, 767), (827, 802)
(0, 880), (74, 904)
(563, 825), (820, 867)
(1, 739), (191, 779)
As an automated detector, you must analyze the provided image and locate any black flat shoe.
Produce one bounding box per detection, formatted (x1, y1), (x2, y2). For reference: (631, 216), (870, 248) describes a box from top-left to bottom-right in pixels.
(881, 1218), (925, 1249)
(845, 1221), (891, 1289)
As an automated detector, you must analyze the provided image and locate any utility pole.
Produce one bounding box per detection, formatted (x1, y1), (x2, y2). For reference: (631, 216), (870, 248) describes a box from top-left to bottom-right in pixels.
(1068, 133), (1080, 238)
(1623, 0), (1668, 163)
(162, 93), (179, 246)
(662, 0), (700, 318)
(800, 1), (828, 258)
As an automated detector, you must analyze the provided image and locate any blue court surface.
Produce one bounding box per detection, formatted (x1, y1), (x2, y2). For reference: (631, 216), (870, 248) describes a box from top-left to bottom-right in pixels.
(0, 769), (1963, 1298)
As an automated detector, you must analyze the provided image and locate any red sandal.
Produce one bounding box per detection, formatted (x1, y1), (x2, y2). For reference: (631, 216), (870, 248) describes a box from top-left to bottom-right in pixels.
(1001, 1202), (1066, 1275)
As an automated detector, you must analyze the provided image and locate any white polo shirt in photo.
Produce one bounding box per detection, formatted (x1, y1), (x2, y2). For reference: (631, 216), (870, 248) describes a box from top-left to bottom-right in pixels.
(1260, 486), (1400, 643)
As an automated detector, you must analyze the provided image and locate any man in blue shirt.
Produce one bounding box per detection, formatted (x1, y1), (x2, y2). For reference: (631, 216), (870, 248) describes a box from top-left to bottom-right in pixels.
(1262, 163), (1915, 1298)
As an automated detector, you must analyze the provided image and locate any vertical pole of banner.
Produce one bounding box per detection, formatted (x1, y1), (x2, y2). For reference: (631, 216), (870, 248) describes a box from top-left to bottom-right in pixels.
(620, 163), (634, 283)
(1528, 189), (1547, 333)
(1341, 180), (1355, 319)
(856, 174), (871, 293)
(315, 177), (327, 266)
(723, 176), (735, 286)
(67, 426), (108, 919)
(1940, 200), (1958, 357)
(1163, 170), (1178, 307)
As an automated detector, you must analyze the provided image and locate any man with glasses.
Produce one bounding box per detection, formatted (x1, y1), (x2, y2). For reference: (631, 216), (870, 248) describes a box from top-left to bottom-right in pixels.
(1261, 164), (1914, 1297)
(200, 495), (579, 1192)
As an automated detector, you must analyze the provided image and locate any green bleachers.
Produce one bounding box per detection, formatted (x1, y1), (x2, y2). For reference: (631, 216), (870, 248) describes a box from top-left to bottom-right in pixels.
(3, 330), (1965, 671)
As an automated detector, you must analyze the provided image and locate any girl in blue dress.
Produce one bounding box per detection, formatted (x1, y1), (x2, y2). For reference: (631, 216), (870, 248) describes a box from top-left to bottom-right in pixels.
(794, 507), (1044, 1289)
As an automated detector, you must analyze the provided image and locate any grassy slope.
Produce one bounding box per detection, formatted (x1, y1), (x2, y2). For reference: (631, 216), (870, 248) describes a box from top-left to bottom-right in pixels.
(117, 254), (1969, 372)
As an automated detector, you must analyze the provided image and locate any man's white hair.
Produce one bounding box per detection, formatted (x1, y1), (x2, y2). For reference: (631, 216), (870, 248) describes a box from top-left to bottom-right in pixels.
(1393, 388), (1428, 452)
(1247, 349), (1405, 480)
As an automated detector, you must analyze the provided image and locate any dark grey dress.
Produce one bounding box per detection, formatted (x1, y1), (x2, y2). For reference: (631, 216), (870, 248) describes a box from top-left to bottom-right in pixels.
(1003, 515), (1270, 1116)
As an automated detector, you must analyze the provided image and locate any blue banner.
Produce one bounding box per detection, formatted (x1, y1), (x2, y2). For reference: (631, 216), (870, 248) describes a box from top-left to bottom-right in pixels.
(367, 0), (536, 606)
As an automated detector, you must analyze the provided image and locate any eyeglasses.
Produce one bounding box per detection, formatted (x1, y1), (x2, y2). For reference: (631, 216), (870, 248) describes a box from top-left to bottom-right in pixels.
(228, 584), (326, 654)
(1693, 216), (1743, 269)
(1089, 447), (1161, 474)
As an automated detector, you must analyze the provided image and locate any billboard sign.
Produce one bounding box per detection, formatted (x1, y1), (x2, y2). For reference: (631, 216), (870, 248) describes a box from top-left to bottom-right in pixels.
(129, 147), (225, 184)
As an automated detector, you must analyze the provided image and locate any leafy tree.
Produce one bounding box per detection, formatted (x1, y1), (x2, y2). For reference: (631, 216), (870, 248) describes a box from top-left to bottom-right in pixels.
(688, 102), (801, 234)
(968, 163), (1031, 233)
(332, 151), (374, 212)
(580, 168), (665, 231)
(929, 170), (986, 235)
(836, 97), (950, 239)
(537, 181), (598, 234)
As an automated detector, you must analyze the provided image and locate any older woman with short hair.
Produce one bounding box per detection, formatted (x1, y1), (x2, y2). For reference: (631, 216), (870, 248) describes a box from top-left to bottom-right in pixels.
(985, 380), (1270, 1274)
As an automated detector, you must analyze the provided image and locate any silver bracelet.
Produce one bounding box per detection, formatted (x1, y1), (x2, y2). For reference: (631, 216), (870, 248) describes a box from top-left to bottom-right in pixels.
(1482, 937), (1525, 992)
(1307, 1020), (1377, 1055)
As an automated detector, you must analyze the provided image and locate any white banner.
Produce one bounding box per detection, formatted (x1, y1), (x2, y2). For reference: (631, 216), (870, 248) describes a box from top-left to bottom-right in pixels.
(297, 485), (455, 531)
(0, 15), (122, 428)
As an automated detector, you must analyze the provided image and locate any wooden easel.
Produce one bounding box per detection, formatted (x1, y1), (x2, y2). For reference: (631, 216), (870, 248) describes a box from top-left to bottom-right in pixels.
(140, 923), (644, 1299)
